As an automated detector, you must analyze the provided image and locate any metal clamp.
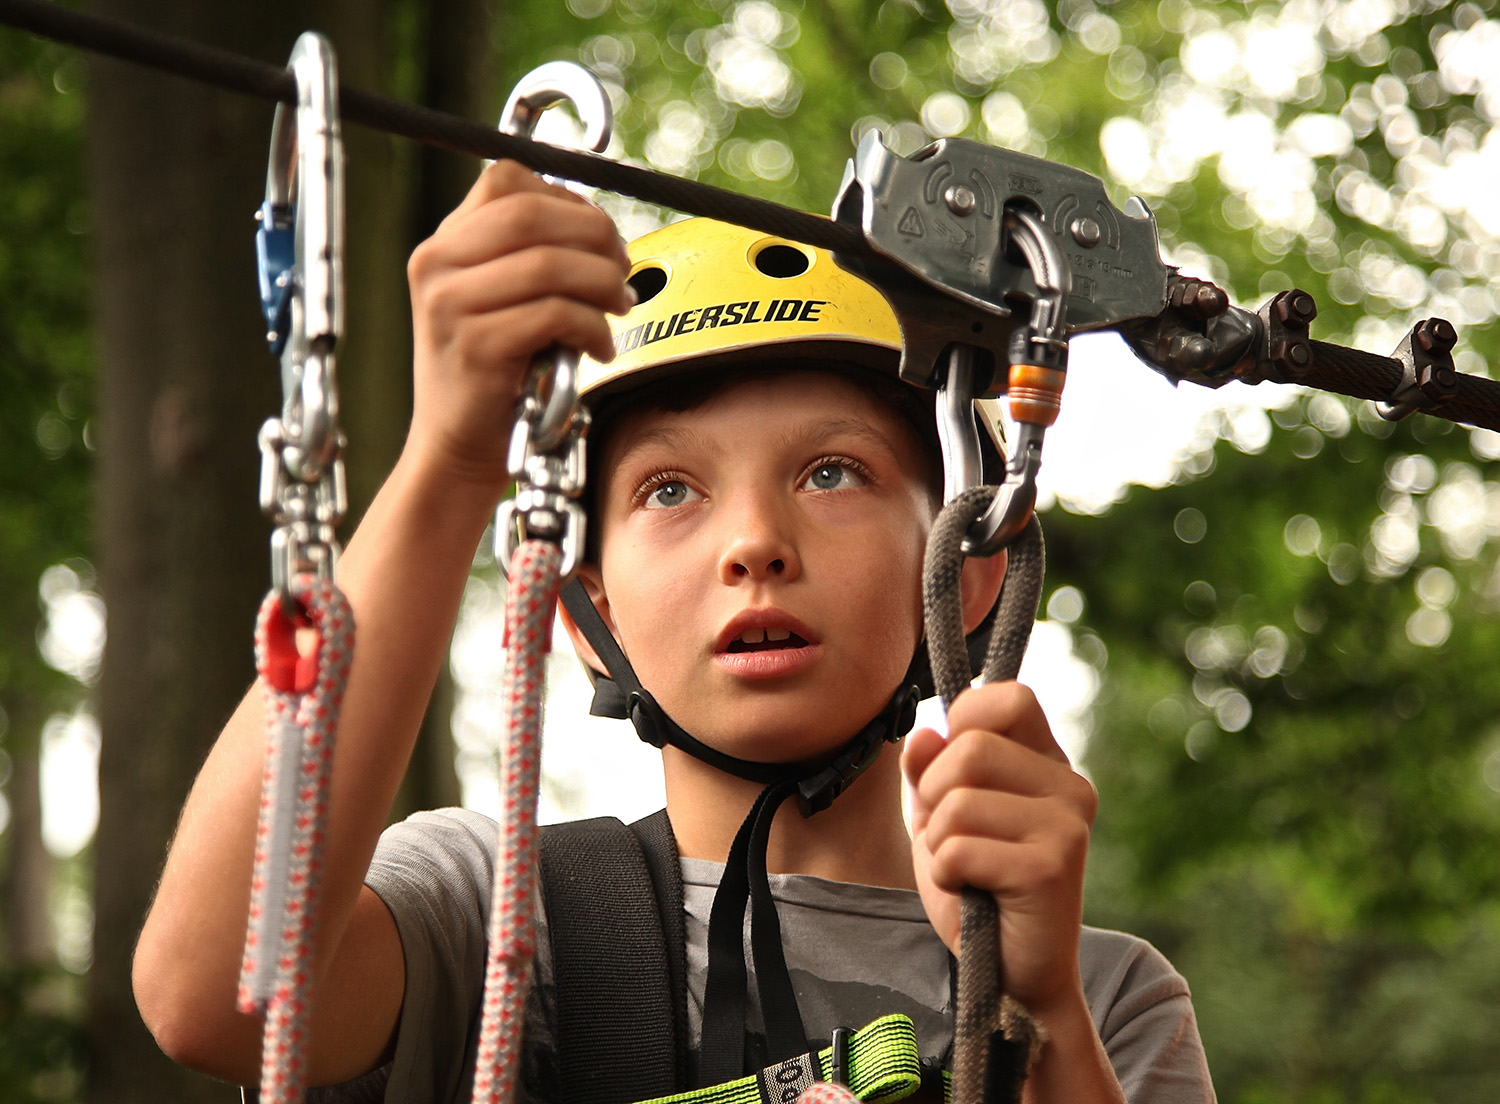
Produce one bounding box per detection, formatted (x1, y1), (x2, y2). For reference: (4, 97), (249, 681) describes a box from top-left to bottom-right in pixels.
(1377, 317), (1459, 421)
(256, 32), (347, 605)
(492, 62), (613, 580)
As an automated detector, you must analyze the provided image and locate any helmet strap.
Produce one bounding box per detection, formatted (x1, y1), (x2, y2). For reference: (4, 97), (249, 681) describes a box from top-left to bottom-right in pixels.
(560, 580), (918, 809)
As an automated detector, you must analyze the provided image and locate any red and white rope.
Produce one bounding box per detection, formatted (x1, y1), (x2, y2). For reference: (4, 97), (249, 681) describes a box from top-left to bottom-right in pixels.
(241, 575), (355, 1104)
(796, 1084), (860, 1104)
(471, 539), (562, 1104)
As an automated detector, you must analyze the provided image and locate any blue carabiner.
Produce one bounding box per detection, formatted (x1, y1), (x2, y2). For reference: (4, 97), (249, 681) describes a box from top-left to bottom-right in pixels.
(255, 199), (295, 356)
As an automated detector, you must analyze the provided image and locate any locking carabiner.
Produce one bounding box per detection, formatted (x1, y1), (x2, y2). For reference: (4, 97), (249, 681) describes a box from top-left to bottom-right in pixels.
(255, 32), (348, 608)
(493, 62), (613, 582)
(937, 206), (1072, 557)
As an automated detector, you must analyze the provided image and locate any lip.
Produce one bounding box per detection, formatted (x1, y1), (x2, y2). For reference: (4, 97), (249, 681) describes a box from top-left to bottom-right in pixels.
(713, 608), (822, 681)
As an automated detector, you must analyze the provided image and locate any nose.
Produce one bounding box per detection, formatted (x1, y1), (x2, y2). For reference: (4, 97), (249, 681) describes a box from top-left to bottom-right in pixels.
(717, 490), (800, 584)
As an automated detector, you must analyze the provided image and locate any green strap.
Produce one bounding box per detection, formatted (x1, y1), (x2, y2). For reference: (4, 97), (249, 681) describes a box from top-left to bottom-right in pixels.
(630, 1015), (924, 1104)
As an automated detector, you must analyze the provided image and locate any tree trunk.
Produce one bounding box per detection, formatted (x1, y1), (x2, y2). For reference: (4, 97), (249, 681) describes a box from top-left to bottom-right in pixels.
(2, 704), (55, 970)
(390, 0), (495, 820)
(86, 1), (483, 1098)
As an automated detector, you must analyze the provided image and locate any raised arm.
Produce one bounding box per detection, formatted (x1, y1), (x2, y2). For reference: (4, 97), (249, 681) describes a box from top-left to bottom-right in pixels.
(131, 161), (632, 1088)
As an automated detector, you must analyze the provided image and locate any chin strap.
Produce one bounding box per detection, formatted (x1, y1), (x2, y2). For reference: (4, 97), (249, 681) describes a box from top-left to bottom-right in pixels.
(560, 579), (921, 1079)
(560, 581), (921, 812)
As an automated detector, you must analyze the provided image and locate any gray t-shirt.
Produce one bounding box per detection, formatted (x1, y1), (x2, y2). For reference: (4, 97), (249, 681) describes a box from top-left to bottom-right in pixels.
(314, 808), (1215, 1104)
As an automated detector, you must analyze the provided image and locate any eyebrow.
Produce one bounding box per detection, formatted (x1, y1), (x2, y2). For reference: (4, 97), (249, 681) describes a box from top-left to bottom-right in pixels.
(610, 415), (902, 471)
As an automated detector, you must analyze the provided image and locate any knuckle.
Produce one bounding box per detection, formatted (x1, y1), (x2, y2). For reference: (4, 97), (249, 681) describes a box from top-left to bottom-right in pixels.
(944, 730), (994, 774)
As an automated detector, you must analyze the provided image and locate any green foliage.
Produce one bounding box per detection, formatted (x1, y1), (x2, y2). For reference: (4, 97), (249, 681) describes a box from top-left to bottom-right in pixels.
(5, 0), (1500, 1100)
(0, 22), (94, 735)
(0, 966), (86, 1103)
(491, 1), (1500, 1098)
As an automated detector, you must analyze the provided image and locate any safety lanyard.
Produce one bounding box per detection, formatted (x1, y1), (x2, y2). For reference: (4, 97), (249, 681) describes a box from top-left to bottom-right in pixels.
(908, 208), (1073, 1104)
(239, 32), (351, 1104)
(469, 62), (611, 1104)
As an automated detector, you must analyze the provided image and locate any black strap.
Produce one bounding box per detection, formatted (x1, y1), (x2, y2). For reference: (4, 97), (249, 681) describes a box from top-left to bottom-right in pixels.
(698, 780), (809, 1087)
(630, 809), (692, 1091)
(540, 816), (684, 1104)
(564, 578), (995, 728)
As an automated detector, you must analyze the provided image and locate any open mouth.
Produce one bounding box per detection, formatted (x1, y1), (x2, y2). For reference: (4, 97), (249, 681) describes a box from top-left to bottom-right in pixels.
(725, 627), (810, 653)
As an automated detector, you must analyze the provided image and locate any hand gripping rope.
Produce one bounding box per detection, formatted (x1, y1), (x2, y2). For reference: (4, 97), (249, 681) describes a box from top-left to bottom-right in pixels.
(239, 32), (352, 1104)
(910, 209), (1069, 1104)
(470, 63), (610, 1104)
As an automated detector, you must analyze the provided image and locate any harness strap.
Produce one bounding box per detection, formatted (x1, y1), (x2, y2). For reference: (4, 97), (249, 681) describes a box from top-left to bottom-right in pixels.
(540, 814), (683, 1104)
(635, 1014), (923, 1104)
(631, 809), (693, 1088)
(699, 780), (808, 1085)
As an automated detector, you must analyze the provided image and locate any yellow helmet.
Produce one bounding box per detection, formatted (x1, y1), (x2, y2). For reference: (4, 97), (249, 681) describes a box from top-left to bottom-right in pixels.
(580, 217), (902, 396)
(580, 217), (1004, 477)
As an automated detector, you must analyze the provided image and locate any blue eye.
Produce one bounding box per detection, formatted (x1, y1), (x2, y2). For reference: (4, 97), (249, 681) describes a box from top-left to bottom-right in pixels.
(803, 462), (861, 491)
(645, 479), (699, 508)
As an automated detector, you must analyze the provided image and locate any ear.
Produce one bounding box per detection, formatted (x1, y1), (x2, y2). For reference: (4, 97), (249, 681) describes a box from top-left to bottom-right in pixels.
(959, 547), (1007, 634)
(557, 563), (617, 679)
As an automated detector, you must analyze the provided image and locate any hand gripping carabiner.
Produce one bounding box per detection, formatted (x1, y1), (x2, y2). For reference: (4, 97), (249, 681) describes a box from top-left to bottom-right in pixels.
(493, 62), (613, 582)
(499, 60), (612, 452)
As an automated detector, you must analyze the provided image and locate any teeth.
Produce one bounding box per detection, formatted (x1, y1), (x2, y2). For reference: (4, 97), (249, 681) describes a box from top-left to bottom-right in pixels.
(739, 628), (766, 645)
(766, 627), (791, 642)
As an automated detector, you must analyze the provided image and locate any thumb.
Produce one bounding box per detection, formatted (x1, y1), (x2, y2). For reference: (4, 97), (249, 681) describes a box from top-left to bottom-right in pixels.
(900, 727), (947, 828)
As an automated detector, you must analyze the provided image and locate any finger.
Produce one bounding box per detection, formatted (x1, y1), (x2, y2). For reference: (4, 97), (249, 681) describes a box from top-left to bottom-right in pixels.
(900, 727), (947, 831)
(421, 247), (635, 322)
(947, 681), (1068, 766)
(900, 727), (947, 786)
(430, 189), (631, 274)
(926, 822), (1089, 900)
(445, 159), (559, 222)
(914, 730), (1077, 814)
(456, 296), (621, 368)
(923, 786), (1091, 857)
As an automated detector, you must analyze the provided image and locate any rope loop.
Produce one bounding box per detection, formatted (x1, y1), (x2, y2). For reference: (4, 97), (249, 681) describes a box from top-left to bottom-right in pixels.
(242, 574), (355, 1104)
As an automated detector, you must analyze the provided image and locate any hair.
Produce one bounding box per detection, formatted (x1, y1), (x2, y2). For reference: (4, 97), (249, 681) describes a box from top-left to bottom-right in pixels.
(580, 358), (944, 563)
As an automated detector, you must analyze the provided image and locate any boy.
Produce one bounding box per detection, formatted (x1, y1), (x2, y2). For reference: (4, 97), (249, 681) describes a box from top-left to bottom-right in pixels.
(132, 161), (1214, 1103)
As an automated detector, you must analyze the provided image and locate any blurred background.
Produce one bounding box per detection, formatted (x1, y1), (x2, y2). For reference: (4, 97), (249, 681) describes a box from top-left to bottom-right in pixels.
(3, 0), (1499, 1100)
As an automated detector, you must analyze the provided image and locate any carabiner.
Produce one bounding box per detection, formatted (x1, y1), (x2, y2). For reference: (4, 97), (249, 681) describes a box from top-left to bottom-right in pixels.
(256, 32), (348, 612)
(499, 61), (612, 453)
(935, 206), (1071, 557)
(257, 31), (345, 484)
(494, 62), (613, 582)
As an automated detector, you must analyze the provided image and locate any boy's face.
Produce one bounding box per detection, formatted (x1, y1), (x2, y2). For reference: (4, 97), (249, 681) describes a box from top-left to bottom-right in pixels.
(584, 370), (937, 764)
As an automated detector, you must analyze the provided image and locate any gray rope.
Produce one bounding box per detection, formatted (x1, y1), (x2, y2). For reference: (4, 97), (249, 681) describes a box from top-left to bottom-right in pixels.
(923, 487), (1046, 1104)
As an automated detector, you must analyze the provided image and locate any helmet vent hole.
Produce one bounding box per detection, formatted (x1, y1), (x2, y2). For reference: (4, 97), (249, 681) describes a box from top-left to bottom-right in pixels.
(753, 244), (811, 278)
(628, 265), (669, 304)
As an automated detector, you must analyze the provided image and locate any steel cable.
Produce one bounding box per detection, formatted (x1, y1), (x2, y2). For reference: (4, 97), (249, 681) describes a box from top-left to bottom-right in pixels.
(7, 0), (1500, 430)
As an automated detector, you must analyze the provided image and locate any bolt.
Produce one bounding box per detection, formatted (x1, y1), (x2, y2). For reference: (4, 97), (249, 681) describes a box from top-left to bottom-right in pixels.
(1415, 317), (1457, 353)
(944, 184), (977, 217)
(1417, 363), (1457, 399)
(1272, 290), (1317, 327)
(1272, 339), (1312, 375)
(1070, 216), (1102, 248)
